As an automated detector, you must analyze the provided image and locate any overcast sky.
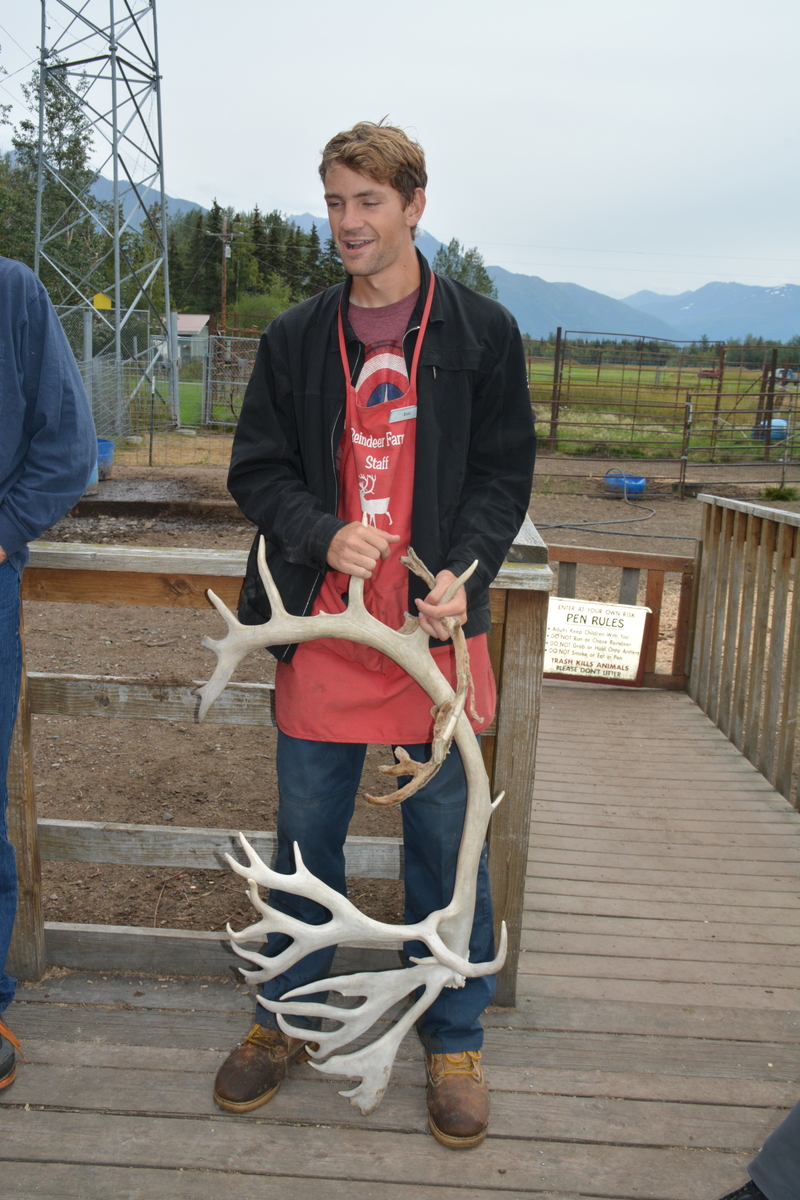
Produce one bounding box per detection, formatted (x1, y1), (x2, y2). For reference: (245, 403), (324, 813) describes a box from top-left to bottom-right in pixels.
(2, 0), (798, 298)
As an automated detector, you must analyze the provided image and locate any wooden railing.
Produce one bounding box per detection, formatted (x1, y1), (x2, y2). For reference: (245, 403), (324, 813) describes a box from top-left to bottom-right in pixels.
(8, 522), (553, 1008)
(548, 544), (697, 689)
(690, 495), (800, 807)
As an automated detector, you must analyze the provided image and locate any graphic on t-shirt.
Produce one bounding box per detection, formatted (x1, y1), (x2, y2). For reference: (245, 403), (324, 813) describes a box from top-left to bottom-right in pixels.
(358, 473), (391, 525)
(355, 339), (409, 408)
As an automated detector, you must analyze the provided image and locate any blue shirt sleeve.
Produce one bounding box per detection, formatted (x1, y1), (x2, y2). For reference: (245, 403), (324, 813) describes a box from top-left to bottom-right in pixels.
(0, 261), (97, 571)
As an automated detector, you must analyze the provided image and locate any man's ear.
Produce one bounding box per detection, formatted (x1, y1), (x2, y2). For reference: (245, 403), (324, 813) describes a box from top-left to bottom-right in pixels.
(405, 187), (426, 229)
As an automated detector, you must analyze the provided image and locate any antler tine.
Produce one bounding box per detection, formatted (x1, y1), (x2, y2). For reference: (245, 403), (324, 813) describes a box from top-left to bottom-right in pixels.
(196, 591), (255, 723)
(441, 559), (478, 605)
(255, 535), (289, 618)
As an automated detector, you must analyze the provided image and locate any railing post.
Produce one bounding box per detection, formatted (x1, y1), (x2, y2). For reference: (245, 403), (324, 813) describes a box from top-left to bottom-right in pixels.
(6, 613), (45, 981)
(488, 587), (549, 1008)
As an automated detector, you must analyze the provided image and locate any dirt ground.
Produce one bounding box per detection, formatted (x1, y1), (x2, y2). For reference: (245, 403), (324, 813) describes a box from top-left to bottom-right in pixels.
(25, 465), (800, 935)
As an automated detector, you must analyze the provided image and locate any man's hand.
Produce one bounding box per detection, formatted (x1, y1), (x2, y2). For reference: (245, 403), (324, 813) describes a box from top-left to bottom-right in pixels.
(415, 569), (467, 641)
(327, 521), (400, 579)
(0, 546), (6, 564)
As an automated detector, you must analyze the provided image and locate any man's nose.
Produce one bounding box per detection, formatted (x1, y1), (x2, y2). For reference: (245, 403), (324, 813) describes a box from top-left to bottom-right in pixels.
(339, 205), (363, 231)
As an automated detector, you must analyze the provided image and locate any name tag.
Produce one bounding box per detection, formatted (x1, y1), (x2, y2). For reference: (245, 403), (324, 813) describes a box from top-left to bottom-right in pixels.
(389, 405), (417, 424)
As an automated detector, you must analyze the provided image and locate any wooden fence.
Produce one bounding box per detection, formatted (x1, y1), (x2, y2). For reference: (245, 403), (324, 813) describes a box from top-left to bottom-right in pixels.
(689, 495), (800, 808)
(548, 544), (697, 689)
(8, 521), (552, 1008)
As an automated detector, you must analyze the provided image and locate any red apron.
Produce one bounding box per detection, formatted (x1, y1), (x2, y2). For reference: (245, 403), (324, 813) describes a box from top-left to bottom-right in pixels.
(275, 274), (496, 743)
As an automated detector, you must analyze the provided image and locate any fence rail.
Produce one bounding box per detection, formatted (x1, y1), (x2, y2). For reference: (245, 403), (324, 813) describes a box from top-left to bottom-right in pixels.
(9, 528), (552, 1006)
(690, 495), (800, 807)
(548, 544), (696, 689)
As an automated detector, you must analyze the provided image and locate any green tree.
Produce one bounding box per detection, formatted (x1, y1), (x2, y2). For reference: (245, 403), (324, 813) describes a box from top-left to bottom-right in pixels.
(5, 60), (103, 299)
(306, 222), (327, 294)
(432, 237), (497, 299)
(283, 225), (304, 302)
(322, 234), (345, 287)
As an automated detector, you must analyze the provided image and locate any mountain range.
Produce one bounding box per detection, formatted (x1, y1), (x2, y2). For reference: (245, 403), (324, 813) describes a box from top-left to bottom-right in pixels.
(90, 177), (800, 343)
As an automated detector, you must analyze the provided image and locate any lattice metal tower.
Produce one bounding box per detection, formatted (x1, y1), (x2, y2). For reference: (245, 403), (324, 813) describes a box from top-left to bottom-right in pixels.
(34, 0), (178, 435)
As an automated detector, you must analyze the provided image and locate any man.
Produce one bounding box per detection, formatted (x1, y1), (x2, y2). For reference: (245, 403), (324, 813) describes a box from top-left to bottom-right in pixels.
(0, 256), (96, 1091)
(215, 121), (535, 1148)
(717, 1098), (800, 1200)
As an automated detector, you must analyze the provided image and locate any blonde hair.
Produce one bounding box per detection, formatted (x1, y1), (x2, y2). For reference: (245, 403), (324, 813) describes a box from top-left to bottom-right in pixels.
(319, 120), (427, 209)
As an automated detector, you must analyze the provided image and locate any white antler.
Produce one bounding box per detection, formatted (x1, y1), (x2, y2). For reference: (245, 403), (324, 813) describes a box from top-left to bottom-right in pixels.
(198, 533), (505, 1113)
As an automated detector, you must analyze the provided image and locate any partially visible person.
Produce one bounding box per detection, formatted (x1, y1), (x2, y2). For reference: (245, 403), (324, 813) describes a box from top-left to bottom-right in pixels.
(0, 256), (96, 1090)
(718, 1098), (800, 1200)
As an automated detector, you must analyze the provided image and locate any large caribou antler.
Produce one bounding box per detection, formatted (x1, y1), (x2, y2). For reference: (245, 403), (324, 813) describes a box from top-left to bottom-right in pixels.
(197, 530), (506, 1114)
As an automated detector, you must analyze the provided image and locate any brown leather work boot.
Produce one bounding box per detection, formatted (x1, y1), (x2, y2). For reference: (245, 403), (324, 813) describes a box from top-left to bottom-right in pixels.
(213, 1024), (312, 1113)
(425, 1050), (490, 1148)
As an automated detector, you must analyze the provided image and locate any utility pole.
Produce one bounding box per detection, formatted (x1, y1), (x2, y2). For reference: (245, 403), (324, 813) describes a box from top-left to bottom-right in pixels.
(206, 217), (240, 333)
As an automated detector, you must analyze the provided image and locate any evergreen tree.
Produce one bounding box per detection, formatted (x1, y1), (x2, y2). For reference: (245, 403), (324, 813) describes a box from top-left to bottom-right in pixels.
(432, 238), (497, 299)
(265, 221), (283, 281)
(201, 198), (224, 314)
(322, 234), (346, 287)
(283, 225), (304, 302)
(306, 222), (327, 294)
(8, 60), (103, 300)
(251, 204), (268, 290)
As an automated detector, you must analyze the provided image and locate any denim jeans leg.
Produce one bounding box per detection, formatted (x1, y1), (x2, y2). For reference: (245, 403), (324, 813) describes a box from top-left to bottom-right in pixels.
(256, 732), (367, 1030)
(0, 561), (22, 1015)
(399, 742), (496, 1053)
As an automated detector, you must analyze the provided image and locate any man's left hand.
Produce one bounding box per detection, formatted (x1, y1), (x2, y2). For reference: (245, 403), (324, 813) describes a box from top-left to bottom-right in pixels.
(414, 570), (467, 641)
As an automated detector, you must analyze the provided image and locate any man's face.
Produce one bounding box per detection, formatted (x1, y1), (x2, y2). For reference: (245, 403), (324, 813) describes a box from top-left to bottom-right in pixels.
(324, 164), (425, 279)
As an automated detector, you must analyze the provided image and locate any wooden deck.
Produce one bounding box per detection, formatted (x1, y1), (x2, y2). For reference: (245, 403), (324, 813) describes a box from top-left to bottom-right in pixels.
(3, 680), (799, 1199)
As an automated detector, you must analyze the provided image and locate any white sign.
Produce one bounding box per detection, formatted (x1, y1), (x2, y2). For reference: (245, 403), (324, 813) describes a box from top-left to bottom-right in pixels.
(544, 599), (651, 684)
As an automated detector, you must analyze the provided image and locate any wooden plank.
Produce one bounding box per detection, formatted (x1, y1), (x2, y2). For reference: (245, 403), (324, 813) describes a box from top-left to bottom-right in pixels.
(618, 566), (640, 606)
(743, 517), (776, 763)
(518, 948), (800, 988)
(759, 521), (792, 783)
(0, 1108), (755, 1197)
(529, 804), (800, 829)
(707, 505), (735, 726)
(530, 822), (799, 847)
(776, 529), (800, 801)
(717, 508), (747, 737)
(526, 890), (800, 925)
(527, 840), (796, 868)
(671, 561), (695, 680)
(38, 818), (403, 878)
(517, 972), (800, 1009)
(642, 569), (665, 675)
(557, 559), (577, 597)
(523, 910), (800, 946)
(43, 922), (402, 975)
(689, 499), (718, 709)
(547, 544), (694, 573)
(6, 617), (45, 982)
(696, 493), (800, 529)
(13, 1035), (800, 1106)
(488, 587), (548, 1006)
(731, 513), (759, 747)
(528, 849), (800, 877)
(3, 1061), (790, 1151)
(521, 929), (800, 966)
(525, 876), (800, 908)
(28, 672), (276, 726)
(27, 542), (251, 576)
(527, 863), (800, 896)
(0, 1164), (540, 1200)
(22, 567), (243, 610)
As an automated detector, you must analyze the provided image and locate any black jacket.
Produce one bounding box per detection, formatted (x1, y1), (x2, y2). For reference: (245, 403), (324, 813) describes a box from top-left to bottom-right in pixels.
(228, 253), (536, 660)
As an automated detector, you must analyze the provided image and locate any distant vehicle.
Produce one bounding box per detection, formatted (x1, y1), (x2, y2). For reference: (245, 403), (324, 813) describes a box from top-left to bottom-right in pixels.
(697, 368), (721, 380)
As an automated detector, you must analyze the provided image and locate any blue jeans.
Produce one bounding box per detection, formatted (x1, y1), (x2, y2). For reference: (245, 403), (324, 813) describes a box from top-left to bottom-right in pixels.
(0, 560), (22, 1014)
(256, 731), (495, 1052)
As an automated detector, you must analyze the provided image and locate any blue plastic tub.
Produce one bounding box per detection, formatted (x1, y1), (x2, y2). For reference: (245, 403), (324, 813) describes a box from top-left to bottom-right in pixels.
(751, 419), (788, 443)
(604, 469), (646, 495)
(97, 437), (114, 479)
(83, 459), (99, 496)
